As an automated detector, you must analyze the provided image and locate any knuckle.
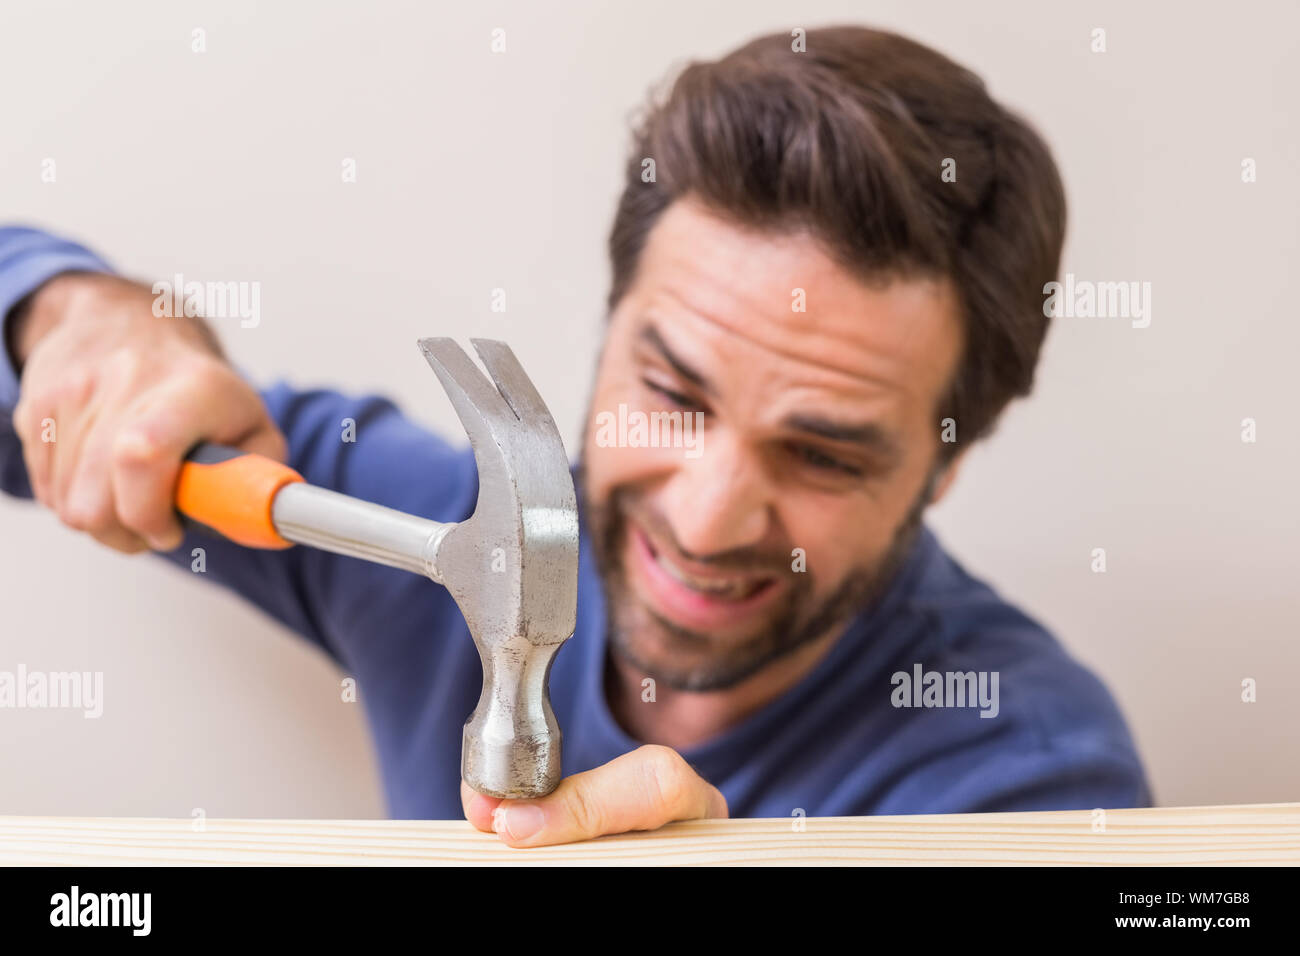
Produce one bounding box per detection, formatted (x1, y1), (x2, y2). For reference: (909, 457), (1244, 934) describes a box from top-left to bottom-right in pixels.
(58, 513), (88, 532)
(186, 355), (232, 392)
(639, 745), (692, 809)
(56, 366), (96, 407)
(565, 780), (605, 836)
(115, 504), (150, 537)
(62, 495), (112, 534)
(110, 424), (159, 468)
(58, 498), (93, 531)
(102, 346), (145, 386)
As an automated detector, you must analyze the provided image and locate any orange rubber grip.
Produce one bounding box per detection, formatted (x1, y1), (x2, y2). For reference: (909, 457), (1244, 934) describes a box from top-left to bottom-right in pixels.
(175, 448), (304, 549)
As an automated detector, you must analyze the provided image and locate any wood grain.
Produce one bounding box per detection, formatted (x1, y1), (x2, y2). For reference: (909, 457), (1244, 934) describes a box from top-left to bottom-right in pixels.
(1, 803), (1297, 865)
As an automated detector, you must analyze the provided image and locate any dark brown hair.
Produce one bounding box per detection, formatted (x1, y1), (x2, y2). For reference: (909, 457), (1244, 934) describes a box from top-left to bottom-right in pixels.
(607, 26), (1066, 457)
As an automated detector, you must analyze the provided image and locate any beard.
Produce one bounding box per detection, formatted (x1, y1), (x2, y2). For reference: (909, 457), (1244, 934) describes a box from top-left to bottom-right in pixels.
(578, 460), (935, 693)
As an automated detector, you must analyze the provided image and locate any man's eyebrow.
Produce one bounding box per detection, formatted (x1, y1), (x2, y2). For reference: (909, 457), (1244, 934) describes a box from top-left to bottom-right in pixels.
(780, 413), (902, 460)
(636, 324), (715, 396)
(637, 321), (900, 461)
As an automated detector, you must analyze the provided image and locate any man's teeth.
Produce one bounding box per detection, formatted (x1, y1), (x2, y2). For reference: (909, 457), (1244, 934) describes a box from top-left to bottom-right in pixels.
(653, 551), (760, 599)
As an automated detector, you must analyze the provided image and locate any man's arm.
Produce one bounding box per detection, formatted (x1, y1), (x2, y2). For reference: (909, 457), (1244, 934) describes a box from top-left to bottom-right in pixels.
(0, 226), (478, 664)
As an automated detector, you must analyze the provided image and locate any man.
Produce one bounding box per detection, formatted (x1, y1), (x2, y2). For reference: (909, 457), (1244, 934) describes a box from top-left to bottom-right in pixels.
(0, 26), (1151, 846)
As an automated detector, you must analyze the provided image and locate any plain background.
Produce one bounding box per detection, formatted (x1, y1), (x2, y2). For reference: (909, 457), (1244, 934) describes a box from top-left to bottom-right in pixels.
(1, 0), (1296, 817)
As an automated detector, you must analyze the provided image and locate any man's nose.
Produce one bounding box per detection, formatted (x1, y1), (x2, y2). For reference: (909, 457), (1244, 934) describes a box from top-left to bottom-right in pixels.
(659, 430), (771, 557)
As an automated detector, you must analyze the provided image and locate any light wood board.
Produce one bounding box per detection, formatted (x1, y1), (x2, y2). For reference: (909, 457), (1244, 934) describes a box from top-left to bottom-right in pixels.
(1, 802), (1297, 865)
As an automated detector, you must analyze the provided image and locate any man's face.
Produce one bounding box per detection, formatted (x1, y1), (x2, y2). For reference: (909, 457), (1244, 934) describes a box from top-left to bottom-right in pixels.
(580, 198), (964, 691)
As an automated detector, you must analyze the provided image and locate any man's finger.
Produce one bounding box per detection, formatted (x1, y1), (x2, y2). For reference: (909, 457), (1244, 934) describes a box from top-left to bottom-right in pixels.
(110, 366), (275, 549)
(15, 399), (55, 505)
(475, 745), (728, 848)
(46, 370), (100, 514)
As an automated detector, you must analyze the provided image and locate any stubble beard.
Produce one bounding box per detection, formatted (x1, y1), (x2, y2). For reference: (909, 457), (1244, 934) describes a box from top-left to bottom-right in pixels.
(579, 461), (934, 693)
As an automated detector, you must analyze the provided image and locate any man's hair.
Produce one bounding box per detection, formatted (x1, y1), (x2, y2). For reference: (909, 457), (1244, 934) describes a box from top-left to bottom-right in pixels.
(607, 26), (1066, 457)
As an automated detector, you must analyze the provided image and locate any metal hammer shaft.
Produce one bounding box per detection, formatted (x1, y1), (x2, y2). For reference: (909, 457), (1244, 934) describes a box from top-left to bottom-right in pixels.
(174, 443), (454, 579)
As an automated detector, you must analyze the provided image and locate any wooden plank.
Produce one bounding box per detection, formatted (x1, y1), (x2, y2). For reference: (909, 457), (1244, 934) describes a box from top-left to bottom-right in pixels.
(1, 803), (1297, 866)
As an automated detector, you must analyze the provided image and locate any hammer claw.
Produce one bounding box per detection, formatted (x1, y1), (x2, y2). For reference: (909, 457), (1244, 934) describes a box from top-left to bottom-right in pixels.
(469, 338), (553, 424)
(418, 337), (515, 429)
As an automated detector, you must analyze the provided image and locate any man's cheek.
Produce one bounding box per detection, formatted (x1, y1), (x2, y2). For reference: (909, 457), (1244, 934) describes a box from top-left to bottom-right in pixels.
(782, 521), (870, 588)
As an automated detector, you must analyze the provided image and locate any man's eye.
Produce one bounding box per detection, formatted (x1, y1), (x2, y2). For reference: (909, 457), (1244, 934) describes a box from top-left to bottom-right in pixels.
(642, 379), (700, 410)
(789, 443), (862, 476)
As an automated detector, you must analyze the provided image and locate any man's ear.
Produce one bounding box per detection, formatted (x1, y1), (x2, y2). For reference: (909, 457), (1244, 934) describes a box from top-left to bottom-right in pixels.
(927, 448), (968, 506)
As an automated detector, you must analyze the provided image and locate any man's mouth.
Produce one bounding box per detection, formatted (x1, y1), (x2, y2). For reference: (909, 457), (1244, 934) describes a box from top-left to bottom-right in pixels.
(625, 520), (783, 631)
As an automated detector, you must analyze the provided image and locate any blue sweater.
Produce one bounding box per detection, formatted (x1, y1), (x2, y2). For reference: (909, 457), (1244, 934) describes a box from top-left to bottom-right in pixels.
(0, 226), (1153, 818)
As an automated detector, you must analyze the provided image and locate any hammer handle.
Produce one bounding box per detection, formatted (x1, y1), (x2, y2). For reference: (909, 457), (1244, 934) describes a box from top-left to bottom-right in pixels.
(176, 443), (454, 577)
(177, 443), (304, 548)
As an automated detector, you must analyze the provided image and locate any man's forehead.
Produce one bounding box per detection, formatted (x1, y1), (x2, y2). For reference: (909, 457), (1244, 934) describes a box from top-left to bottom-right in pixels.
(628, 198), (964, 400)
(633, 319), (906, 464)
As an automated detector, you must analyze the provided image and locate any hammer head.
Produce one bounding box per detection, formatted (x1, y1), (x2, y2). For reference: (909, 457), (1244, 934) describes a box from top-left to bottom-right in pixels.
(418, 338), (579, 799)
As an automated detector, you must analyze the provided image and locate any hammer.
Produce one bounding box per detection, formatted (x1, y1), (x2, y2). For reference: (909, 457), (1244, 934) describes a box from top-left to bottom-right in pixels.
(171, 338), (579, 799)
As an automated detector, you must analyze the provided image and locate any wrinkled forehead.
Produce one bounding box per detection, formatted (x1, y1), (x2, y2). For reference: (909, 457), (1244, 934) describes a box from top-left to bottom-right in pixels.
(611, 198), (964, 423)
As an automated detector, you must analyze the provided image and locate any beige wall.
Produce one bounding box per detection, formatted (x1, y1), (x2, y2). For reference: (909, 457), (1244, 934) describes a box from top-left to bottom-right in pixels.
(1, 0), (1295, 816)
